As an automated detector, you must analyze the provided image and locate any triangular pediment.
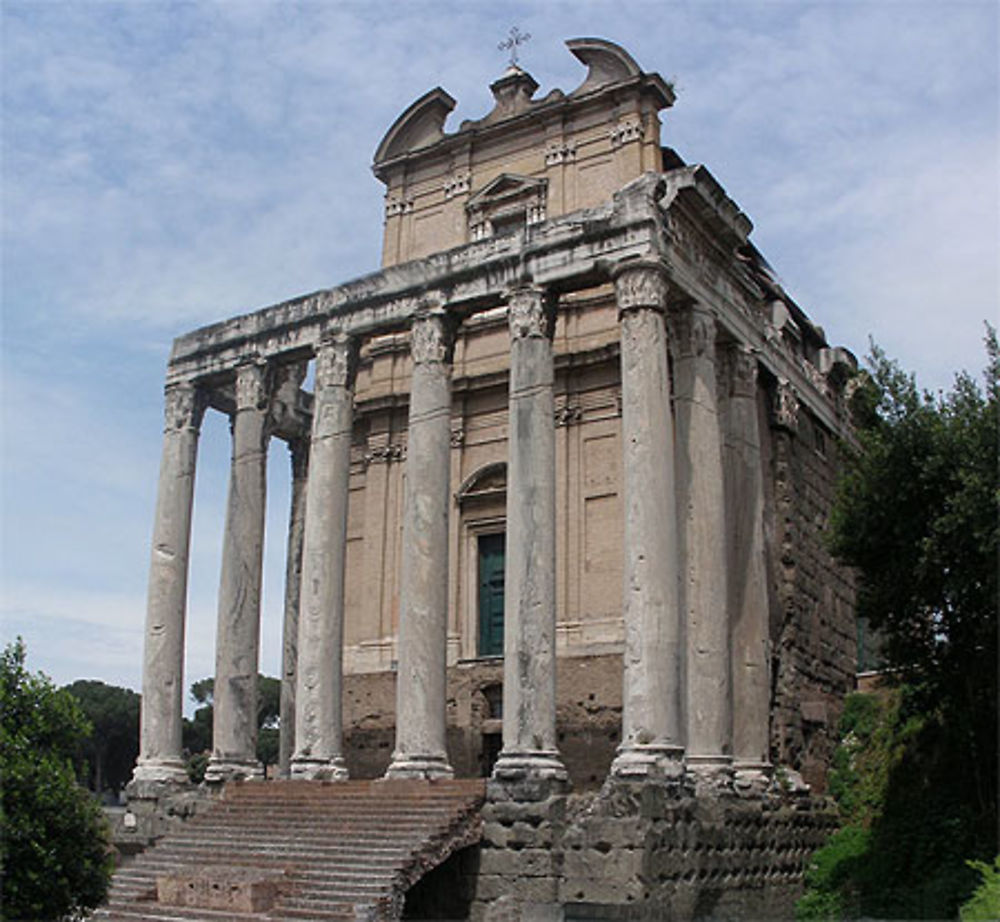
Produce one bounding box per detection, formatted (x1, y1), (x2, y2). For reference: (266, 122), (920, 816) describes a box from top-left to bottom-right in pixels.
(467, 173), (547, 209)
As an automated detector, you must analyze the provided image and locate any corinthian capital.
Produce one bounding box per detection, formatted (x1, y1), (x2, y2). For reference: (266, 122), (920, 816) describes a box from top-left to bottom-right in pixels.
(234, 362), (268, 412)
(671, 304), (716, 360)
(506, 285), (555, 340)
(163, 382), (206, 432)
(315, 334), (358, 390)
(722, 344), (759, 399)
(410, 311), (454, 365)
(613, 259), (669, 315)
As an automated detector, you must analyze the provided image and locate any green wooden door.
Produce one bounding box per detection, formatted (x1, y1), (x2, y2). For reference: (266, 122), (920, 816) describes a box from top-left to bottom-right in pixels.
(477, 533), (505, 657)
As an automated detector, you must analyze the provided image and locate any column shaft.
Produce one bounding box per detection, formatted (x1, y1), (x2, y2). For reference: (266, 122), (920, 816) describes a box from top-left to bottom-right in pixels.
(494, 286), (567, 782)
(206, 363), (269, 782)
(133, 383), (204, 785)
(279, 438), (309, 778)
(674, 305), (732, 775)
(724, 346), (772, 782)
(386, 311), (455, 779)
(611, 262), (685, 778)
(291, 336), (357, 780)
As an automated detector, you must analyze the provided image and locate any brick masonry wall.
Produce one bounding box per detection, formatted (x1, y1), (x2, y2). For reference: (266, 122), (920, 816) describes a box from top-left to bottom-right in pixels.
(763, 390), (857, 793)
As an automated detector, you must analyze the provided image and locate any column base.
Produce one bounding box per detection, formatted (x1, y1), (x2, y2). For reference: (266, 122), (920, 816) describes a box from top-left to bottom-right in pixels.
(384, 753), (454, 780)
(610, 742), (685, 780)
(492, 749), (567, 783)
(685, 754), (733, 794)
(204, 756), (264, 784)
(733, 761), (773, 796)
(290, 757), (349, 781)
(130, 756), (190, 786)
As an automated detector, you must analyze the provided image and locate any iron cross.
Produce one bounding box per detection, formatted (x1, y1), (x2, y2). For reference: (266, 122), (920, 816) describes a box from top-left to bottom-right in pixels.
(498, 26), (531, 67)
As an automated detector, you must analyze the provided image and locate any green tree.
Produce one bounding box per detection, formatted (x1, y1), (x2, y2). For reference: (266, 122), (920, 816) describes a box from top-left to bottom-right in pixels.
(181, 674), (282, 776)
(63, 679), (140, 796)
(800, 332), (998, 919)
(0, 639), (113, 920)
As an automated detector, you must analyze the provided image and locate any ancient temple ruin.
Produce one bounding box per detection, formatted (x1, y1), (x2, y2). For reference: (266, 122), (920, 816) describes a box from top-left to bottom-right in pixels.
(120, 38), (858, 920)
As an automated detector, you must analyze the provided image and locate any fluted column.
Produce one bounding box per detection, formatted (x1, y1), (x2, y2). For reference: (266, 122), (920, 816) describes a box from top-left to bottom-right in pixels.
(493, 284), (567, 782)
(133, 382), (205, 785)
(723, 345), (772, 787)
(386, 310), (455, 779)
(674, 304), (732, 779)
(206, 362), (270, 782)
(291, 334), (358, 780)
(610, 260), (685, 778)
(278, 437), (309, 778)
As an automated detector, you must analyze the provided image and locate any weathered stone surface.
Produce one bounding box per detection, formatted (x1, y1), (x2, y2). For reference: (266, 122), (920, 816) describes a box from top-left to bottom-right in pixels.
(494, 285), (567, 783)
(292, 335), (357, 781)
(387, 310), (455, 779)
(206, 363), (269, 782)
(673, 304), (732, 775)
(611, 260), (684, 779)
(278, 437), (308, 778)
(135, 383), (204, 783)
(157, 868), (285, 912)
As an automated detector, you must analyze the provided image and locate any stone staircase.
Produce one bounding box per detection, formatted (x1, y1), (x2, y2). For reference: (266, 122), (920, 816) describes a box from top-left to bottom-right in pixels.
(95, 778), (486, 921)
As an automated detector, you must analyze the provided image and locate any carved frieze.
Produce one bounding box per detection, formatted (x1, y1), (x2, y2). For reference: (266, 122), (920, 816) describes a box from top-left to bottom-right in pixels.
(772, 378), (800, 432)
(385, 195), (415, 218)
(163, 383), (206, 431)
(609, 118), (644, 147)
(443, 173), (470, 199)
(364, 443), (405, 465)
(506, 286), (555, 340)
(613, 261), (669, 314)
(315, 335), (358, 390)
(545, 141), (577, 165)
(554, 403), (583, 427)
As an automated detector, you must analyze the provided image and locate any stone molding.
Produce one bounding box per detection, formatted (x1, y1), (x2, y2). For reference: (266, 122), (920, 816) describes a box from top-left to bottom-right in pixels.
(364, 443), (405, 465)
(443, 172), (470, 199)
(385, 196), (414, 218)
(554, 403), (582, 427)
(613, 260), (670, 315)
(506, 285), (555, 340)
(315, 335), (359, 391)
(163, 383), (206, 432)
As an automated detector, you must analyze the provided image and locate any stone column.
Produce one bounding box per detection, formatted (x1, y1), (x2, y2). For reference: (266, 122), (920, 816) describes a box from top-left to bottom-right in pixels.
(493, 285), (567, 782)
(722, 345), (772, 787)
(133, 382), (205, 785)
(386, 310), (455, 779)
(610, 260), (685, 779)
(673, 303), (732, 779)
(278, 437), (309, 779)
(206, 362), (270, 782)
(291, 334), (358, 780)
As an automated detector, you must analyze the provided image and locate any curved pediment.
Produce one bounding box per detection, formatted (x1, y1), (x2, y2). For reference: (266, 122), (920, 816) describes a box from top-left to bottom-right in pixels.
(566, 37), (641, 93)
(373, 87), (456, 165)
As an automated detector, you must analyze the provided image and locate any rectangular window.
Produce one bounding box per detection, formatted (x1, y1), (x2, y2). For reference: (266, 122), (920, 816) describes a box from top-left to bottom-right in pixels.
(477, 532), (505, 657)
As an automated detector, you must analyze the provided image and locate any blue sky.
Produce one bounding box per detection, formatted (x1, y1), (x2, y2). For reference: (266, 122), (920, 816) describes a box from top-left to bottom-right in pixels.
(2, 1), (997, 708)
